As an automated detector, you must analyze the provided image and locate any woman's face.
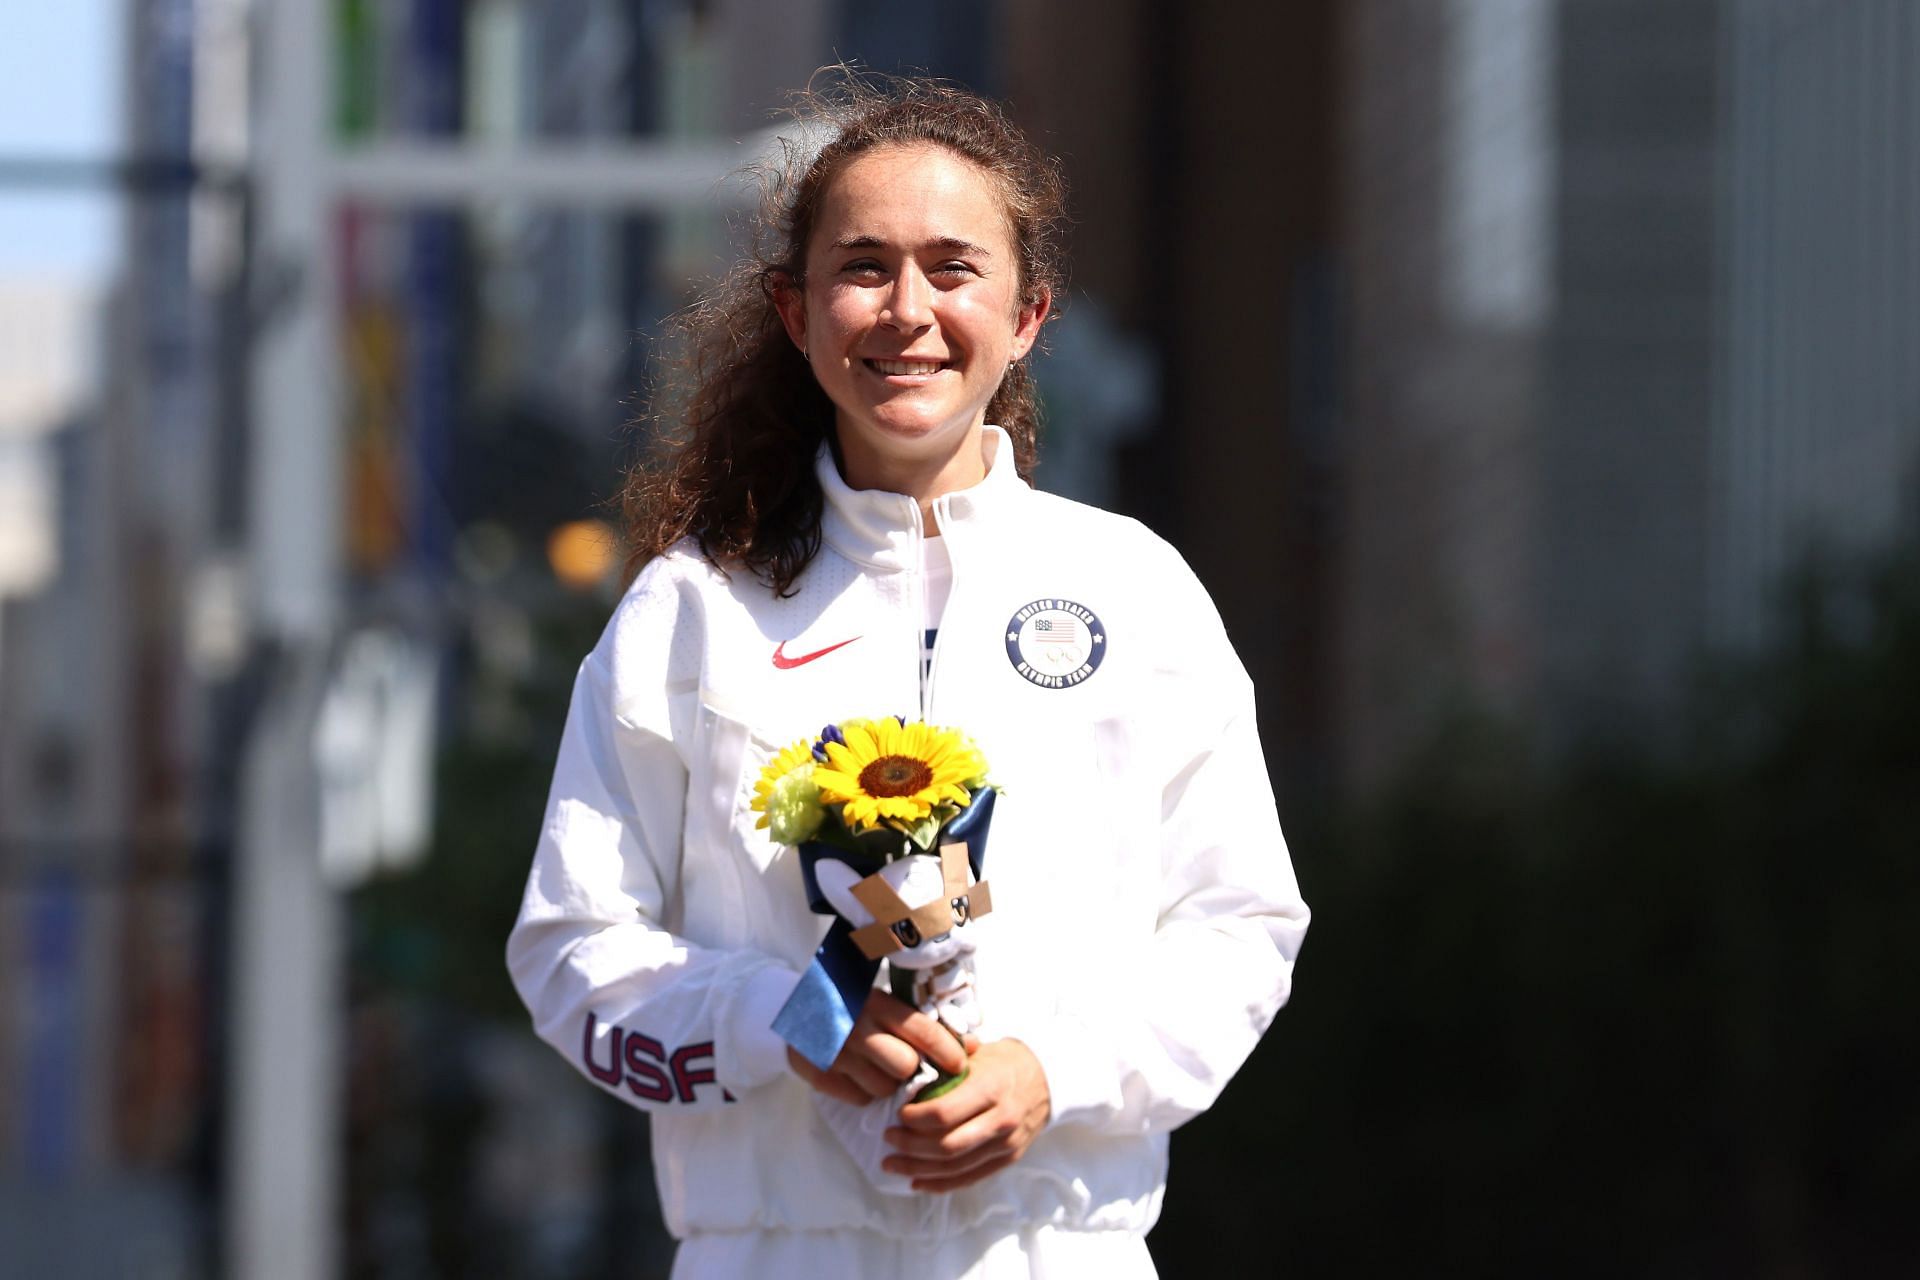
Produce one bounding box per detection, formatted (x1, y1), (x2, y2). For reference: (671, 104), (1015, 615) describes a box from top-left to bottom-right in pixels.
(776, 144), (1049, 490)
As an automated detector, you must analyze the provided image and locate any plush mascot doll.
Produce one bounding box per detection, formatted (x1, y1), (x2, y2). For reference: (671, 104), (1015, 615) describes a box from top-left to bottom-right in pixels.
(814, 842), (992, 1090)
(775, 793), (995, 1193)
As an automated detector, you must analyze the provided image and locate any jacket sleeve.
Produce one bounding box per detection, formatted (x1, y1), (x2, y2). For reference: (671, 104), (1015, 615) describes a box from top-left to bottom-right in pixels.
(1014, 545), (1310, 1137)
(506, 566), (801, 1113)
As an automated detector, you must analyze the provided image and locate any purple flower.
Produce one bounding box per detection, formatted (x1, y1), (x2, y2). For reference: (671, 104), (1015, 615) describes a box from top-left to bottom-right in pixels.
(812, 722), (847, 762)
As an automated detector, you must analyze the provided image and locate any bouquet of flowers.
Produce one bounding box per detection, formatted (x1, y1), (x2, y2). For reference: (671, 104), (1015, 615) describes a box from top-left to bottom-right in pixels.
(754, 716), (999, 1189)
(753, 715), (988, 862)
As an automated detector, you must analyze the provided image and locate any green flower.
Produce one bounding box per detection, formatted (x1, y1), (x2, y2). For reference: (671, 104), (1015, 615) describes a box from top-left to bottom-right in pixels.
(764, 768), (824, 844)
(752, 739), (827, 845)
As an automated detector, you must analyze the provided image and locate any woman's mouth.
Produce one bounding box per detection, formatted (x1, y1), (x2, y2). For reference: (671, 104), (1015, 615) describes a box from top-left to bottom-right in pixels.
(865, 358), (948, 376)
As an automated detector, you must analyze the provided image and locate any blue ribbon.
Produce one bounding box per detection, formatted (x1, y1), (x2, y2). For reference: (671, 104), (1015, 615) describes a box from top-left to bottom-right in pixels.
(772, 789), (997, 1071)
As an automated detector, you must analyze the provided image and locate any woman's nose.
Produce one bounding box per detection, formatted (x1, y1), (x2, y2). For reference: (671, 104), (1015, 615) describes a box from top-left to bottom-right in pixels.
(880, 265), (933, 330)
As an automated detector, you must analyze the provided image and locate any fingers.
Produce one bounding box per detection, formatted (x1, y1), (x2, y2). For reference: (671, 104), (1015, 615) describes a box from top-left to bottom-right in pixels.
(905, 1152), (1017, 1194)
(895, 1053), (999, 1131)
(895, 1083), (988, 1133)
(789, 992), (970, 1105)
(882, 1039), (1052, 1191)
(786, 1047), (868, 1106)
(837, 1053), (906, 1099)
(787, 1044), (895, 1104)
(843, 1024), (921, 1084)
(885, 1142), (1005, 1184)
(863, 994), (969, 1076)
(883, 1115), (1007, 1181)
(883, 1109), (1006, 1166)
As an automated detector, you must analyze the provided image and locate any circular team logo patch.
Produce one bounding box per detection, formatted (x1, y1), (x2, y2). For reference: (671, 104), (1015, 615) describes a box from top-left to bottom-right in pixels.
(1005, 598), (1107, 689)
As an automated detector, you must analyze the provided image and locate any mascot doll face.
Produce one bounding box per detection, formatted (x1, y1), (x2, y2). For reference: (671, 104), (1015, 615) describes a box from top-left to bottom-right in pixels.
(813, 850), (981, 969)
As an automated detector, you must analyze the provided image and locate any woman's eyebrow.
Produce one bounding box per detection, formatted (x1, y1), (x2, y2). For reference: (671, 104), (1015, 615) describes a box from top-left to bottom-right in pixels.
(928, 237), (994, 258)
(827, 234), (995, 257)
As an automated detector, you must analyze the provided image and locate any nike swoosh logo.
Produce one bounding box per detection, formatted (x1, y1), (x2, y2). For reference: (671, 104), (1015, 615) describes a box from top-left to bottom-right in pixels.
(771, 636), (861, 669)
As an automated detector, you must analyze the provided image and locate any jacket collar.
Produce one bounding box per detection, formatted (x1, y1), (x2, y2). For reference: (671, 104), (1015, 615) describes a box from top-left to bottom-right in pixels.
(815, 425), (1027, 570)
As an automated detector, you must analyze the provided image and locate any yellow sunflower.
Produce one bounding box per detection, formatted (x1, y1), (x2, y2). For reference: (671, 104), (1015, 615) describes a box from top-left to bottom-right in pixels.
(812, 718), (983, 833)
(750, 738), (825, 844)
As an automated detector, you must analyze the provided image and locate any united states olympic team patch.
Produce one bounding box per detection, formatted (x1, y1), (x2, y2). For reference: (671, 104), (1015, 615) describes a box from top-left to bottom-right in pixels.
(1005, 599), (1107, 689)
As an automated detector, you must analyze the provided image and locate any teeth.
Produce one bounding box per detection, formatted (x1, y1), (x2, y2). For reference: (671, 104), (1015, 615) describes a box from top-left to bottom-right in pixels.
(871, 359), (944, 376)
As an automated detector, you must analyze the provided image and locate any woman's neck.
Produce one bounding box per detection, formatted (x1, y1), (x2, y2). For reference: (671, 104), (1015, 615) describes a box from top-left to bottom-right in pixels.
(834, 424), (988, 536)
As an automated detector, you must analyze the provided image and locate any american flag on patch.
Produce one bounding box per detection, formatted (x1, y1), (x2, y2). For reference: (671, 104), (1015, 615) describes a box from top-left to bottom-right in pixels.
(1031, 616), (1080, 642)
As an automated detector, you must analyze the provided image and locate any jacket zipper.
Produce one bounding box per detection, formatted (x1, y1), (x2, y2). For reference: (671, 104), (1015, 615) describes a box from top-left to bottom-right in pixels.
(920, 494), (952, 721)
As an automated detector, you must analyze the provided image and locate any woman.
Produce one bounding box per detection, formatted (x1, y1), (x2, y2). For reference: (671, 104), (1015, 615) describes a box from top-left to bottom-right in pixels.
(508, 74), (1308, 1278)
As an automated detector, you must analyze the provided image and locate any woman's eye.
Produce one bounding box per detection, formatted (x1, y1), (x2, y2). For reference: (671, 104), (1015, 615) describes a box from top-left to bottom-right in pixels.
(842, 260), (886, 279)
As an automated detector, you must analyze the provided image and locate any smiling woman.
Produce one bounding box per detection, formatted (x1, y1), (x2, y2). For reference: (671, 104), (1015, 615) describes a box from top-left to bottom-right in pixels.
(618, 73), (1067, 592)
(771, 144), (1049, 510)
(507, 69), (1308, 1280)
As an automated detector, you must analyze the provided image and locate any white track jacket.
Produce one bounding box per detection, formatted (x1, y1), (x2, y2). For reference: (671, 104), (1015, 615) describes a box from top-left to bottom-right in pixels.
(507, 428), (1309, 1245)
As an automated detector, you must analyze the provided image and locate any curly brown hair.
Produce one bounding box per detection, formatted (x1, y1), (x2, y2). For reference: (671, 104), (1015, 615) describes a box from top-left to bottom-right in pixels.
(620, 70), (1069, 593)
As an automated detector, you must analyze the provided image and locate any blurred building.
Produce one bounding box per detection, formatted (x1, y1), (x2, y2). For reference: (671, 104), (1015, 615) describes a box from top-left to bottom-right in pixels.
(1336, 0), (1547, 784)
(1708, 0), (1920, 647)
(1338, 0), (1920, 781)
(0, 0), (242, 1272)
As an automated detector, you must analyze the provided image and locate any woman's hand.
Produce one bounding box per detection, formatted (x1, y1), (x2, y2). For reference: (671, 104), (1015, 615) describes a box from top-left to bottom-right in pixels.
(786, 989), (970, 1105)
(882, 1038), (1051, 1192)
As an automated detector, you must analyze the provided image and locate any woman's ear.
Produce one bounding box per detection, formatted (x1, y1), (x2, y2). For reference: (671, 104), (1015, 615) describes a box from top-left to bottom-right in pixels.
(770, 270), (809, 356)
(1010, 286), (1052, 360)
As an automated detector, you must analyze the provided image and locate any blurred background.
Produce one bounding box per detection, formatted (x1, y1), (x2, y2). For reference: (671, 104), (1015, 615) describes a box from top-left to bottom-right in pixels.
(2, 0), (1916, 1275)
